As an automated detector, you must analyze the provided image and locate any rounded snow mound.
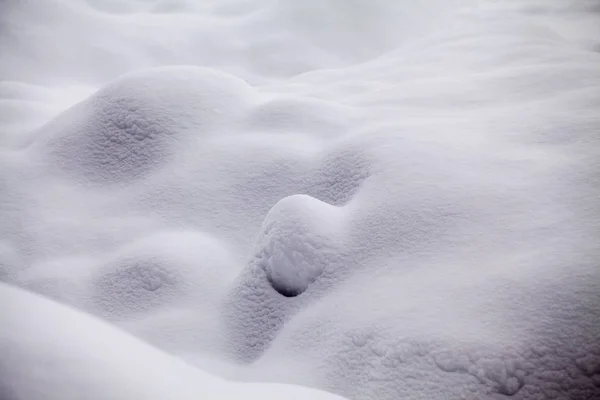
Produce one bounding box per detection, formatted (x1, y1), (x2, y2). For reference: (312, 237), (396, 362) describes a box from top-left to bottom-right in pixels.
(35, 66), (253, 184)
(90, 231), (235, 320)
(223, 194), (349, 361)
(257, 194), (345, 297)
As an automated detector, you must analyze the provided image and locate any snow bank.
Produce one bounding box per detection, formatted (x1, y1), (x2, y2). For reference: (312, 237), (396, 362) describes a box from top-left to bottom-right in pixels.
(1, 0), (600, 399)
(0, 282), (347, 400)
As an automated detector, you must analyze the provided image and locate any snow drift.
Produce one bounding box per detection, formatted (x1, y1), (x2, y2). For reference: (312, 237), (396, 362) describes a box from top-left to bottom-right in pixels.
(0, 282), (346, 400)
(1, 0), (599, 399)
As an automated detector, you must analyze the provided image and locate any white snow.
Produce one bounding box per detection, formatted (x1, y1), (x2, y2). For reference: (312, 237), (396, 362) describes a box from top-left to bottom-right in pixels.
(1, 0), (600, 399)
(258, 194), (346, 297)
(0, 282), (346, 400)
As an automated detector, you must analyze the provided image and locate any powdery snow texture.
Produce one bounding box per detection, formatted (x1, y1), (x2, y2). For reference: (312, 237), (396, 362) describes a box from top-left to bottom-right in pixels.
(1, 0), (599, 399)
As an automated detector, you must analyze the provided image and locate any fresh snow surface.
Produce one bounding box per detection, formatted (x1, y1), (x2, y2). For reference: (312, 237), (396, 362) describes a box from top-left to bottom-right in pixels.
(1, 0), (600, 399)
(0, 282), (346, 400)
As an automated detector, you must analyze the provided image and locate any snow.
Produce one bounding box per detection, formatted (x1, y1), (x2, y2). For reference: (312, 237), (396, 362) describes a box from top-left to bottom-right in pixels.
(0, 282), (346, 400)
(258, 194), (346, 297)
(1, 0), (600, 399)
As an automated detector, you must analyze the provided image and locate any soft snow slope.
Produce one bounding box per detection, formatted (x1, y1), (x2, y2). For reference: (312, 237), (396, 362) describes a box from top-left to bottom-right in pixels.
(0, 282), (346, 400)
(1, 0), (600, 399)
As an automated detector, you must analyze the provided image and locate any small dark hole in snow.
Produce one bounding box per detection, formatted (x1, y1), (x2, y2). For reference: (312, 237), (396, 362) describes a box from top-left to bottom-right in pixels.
(267, 275), (303, 297)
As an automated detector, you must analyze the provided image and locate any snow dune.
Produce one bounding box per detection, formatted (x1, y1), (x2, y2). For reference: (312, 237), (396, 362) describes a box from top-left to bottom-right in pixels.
(0, 282), (347, 400)
(1, 0), (599, 399)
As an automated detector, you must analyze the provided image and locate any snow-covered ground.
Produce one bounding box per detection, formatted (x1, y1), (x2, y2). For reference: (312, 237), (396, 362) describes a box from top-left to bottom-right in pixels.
(1, 0), (600, 399)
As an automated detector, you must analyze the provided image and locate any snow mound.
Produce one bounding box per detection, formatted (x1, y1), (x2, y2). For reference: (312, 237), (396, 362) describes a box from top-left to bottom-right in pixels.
(90, 230), (234, 319)
(223, 194), (349, 361)
(35, 67), (253, 184)
(257, 194), (345, 297)
(1, 0), (600, 399)
(0, 282), (348, 400)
